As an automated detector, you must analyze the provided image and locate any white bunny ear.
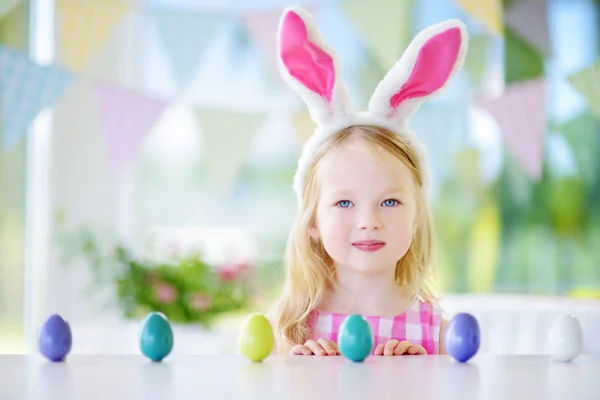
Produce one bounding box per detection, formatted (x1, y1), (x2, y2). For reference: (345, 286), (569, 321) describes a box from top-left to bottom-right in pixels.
(368, 19), (468, 123)
(277, 6), (352, 126)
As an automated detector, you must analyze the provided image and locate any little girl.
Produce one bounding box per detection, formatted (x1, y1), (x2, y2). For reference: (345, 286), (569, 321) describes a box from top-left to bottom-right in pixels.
(270, 6), (468, 356)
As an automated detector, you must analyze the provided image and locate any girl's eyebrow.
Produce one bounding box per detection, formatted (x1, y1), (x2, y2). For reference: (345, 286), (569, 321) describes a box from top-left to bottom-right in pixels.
(327, 186), (406, 196)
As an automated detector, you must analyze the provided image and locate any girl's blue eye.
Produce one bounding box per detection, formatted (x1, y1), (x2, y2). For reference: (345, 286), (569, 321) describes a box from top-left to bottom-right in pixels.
(337, 200), (352, 208)
(382, 199), (398, 207)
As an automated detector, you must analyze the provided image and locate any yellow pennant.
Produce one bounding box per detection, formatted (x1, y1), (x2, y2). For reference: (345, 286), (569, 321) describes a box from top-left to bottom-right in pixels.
(568, 61), (600, 120)
(291, 111), (315, 147)
(341, 0), (412, 71)
(56, 0), (128, 71)
(454, 0), (504, 36)
(0, 0), (21, 20)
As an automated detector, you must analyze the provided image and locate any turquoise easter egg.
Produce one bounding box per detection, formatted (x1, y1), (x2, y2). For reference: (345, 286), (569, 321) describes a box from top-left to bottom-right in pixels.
(139, 312), (173, 362)
(338, 314), (373, 362)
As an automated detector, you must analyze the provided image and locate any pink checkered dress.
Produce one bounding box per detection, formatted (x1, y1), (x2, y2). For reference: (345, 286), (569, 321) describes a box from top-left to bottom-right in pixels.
(309, 299), (443, 354)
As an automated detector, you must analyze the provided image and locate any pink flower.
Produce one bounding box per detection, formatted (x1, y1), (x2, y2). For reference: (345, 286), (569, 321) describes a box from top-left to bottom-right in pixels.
(218, 262), (251, 282)
(190, 294), (211, 311)
(154, 282), (177, 304)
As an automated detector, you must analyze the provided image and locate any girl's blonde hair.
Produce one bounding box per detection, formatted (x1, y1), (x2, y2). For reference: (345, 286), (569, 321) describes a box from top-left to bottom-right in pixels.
(271, 125), (438, 354)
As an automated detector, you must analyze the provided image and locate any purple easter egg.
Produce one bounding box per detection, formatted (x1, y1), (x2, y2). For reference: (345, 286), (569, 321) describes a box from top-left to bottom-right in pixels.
(445, 313), (480, 363)
(39, 314), (72, 362)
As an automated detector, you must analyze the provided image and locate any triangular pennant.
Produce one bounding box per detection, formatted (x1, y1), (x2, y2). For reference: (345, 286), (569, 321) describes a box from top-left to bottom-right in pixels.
(477, 78), (547, 180)
(352, 52), (384, 110)
(0, 46), (75, 150)
(505, 0), (551, 56)
(464, 34), (491, 89)
(454, 0), (503, 35)
(238, 10), (283, 79)
(291, 110), (316, 147)
(195, 109), (265, 196)
(56, 0), (128, 71)
(556, 112), (600, 181)
(504, 25), (544, 84)
(91, 81), (167, 171)
(154, 11), (227, 88)
(341, 0), (412, 70)
(568, 61), (600, 120)
(0, 0), (21, 20)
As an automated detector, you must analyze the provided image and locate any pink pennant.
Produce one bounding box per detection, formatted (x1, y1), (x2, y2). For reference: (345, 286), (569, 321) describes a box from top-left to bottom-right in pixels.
(92, 81), (167, 171)
(240, 7), (316, 79)
(477, 79), (547, 180)
(240, 10), (282, 76)
(505, 0), (551, 56)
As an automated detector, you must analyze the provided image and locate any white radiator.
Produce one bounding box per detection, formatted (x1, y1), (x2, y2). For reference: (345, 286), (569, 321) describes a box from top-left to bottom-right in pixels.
(439, 294), (600, 355)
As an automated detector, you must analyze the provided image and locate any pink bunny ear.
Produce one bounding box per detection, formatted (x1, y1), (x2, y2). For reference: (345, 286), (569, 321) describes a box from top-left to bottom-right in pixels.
(277, 7), (351, 125)
(369, 20), (468, 122)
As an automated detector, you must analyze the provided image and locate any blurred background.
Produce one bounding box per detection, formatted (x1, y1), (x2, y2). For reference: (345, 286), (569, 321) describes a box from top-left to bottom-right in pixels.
(1, 0), (599, 356)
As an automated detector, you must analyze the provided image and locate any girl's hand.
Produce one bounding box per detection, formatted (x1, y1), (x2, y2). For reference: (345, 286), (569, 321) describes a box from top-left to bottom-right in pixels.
(374, 340), (427, 356)
(290, 338), (339, 356)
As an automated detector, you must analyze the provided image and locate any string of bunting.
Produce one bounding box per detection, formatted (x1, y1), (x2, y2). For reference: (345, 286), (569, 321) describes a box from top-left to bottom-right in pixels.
(1, 0), (599, 187)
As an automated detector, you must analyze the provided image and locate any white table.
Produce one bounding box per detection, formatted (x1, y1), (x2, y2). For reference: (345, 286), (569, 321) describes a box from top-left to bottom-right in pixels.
(2, 354), (599, 400)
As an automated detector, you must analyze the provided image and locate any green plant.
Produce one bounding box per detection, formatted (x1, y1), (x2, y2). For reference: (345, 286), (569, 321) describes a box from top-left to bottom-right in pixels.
(56, 221), (254, 328)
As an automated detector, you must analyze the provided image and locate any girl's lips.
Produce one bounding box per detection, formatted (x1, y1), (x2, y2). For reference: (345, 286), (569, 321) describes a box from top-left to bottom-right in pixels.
(352, 240), (385, 252)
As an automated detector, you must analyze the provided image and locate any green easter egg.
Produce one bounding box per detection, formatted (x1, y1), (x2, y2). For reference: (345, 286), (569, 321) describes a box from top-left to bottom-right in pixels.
(139, 312), (174, 362)
(238, 312), (274, 362)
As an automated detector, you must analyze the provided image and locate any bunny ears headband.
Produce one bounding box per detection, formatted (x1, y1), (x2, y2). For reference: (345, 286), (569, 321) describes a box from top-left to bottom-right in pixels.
(277, 6), (469, 203)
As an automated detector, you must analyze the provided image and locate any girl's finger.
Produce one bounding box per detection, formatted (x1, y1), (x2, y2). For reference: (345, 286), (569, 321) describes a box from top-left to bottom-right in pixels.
(394, 341), (413, 355)
(290, 344), (313, 355)
(304, 339), (326, 356)
(374, 343), (385, 355)
(384, 340), (400, 356)
(318, 338), (337, 355)
(408, 345), (427, 355)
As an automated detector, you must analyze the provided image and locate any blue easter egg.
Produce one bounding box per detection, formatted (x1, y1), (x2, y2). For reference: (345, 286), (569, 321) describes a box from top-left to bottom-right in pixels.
(445, 313), (480, 363)
(39, 314), (72, 362)
(139, 312), (174, 362)
(338, 314), (374, 362)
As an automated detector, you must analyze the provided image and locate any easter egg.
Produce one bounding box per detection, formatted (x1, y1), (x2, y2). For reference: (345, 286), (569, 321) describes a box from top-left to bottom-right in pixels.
(445, 313), (480, 363)
(39, 314), (72, 362)
(139, 312), (174, 362)
(238, 312), (274, 362)
(547, 314), (582, 363)
(338, 314), (373, 362)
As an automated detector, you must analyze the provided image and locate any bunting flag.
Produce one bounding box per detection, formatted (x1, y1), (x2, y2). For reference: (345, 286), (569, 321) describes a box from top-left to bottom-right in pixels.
(505, 25), (544, 84)
(291, 110), (316, 147)
(505, 0), (551, 56)
(352, 52), (384, 109)
(195, 109), (265, 195)
(341, 0), (412, 70)
(153, 11), (227, 88)
(464, 34), (491, 89)
(0, 46), (75, 150)
(238, 10), (283, 79)
(55, 0), (128, 71)
(454, 0), (503, 36)
(0, 0), (21, 19)
(477, 78), (547, 180)
(568, 61), (600, 120)
(91, 81), (168, 171)
(556, 112), (600, 181)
